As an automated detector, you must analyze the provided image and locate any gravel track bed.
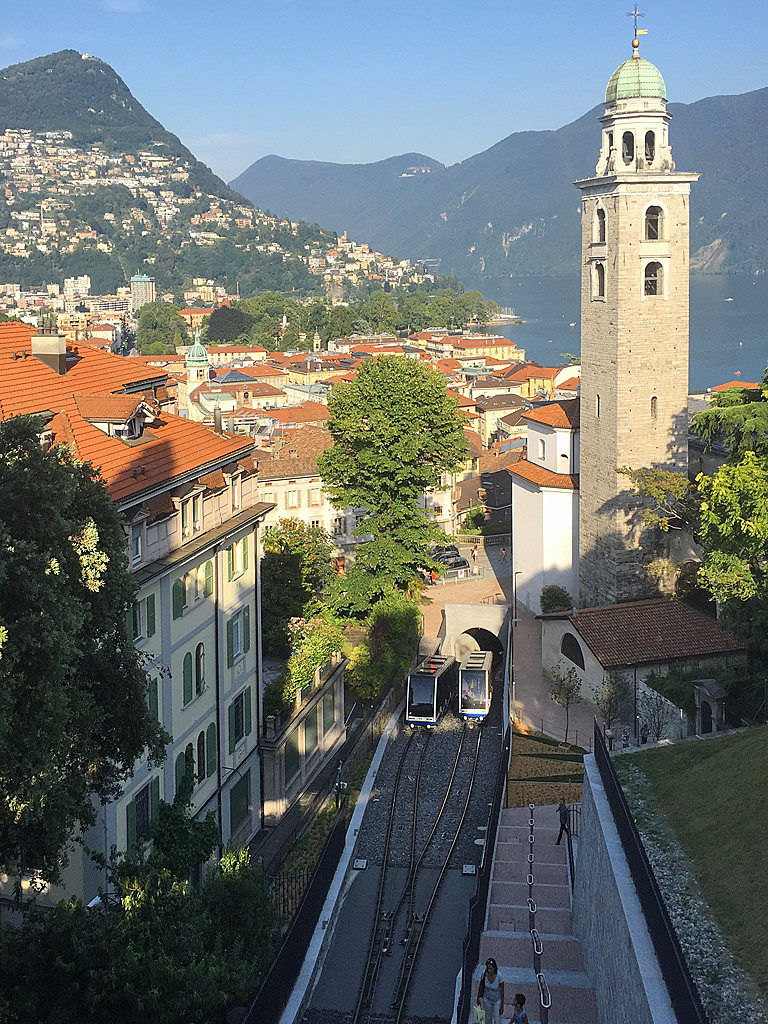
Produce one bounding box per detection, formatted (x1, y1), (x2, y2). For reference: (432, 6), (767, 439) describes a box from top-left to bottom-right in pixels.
(354, 697), (504, 872)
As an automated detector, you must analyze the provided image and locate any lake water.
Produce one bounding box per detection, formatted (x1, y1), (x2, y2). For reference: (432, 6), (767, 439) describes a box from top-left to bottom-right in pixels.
(466, 274), (768, 393)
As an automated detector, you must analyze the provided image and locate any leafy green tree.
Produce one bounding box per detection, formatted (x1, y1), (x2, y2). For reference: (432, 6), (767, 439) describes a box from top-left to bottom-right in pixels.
(619, 466), (700, 533)
(691, 370), (768, 462)
(0, 844), (275, 1024)
(696, 451), (768, 604)
(548, 662), (582, 743)
(206, 305), (256, 343)
(318, 357), (468, 615)
(591, 670), (632, 732)
(0, 416), (167, 883)
(346, 594), (421, 699)
(540, 584), (574, 614)
(260, 518), (334, 653)
(136, 301), (189, 354)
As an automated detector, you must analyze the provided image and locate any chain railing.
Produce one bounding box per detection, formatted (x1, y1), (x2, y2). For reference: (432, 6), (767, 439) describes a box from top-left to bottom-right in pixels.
(526, 803), (551, 1024)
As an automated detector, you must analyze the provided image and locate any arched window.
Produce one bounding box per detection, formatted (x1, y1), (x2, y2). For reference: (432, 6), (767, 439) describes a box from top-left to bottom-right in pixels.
(651, 396), (658, 420)
(607, 132), (613, 151)
(622, 131), (634, 164)
(645, 206), (662, 240)
(644, 261), (663, 296)
(195, 642), (205, 695)
(560, 632), (585, 670)
(645, 131), (656, 163)
(183, 652), (193, 705)
(197, 731), (206, 784)
(596, 208), (606, 243)
(594, 262), (605, 298)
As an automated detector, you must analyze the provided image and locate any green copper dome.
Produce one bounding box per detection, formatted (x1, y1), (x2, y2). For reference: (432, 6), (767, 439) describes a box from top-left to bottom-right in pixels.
(186, 328), (208, 365)
(605, 56), (666, 103)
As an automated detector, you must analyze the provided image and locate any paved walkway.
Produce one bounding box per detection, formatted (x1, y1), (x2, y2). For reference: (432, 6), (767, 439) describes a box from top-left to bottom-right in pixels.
(477, 805), (597, 1024)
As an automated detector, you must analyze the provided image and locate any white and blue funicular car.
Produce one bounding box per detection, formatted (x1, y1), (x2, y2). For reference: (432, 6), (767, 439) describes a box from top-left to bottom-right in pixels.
(458, 650), (493, 721)
(405, 655), (457, 728)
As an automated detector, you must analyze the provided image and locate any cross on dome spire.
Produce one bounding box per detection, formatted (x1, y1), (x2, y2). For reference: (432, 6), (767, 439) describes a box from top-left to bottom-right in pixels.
(627, 4), (646, 55)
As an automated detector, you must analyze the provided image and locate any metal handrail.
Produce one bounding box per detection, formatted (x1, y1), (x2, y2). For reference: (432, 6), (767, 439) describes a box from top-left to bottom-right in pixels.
(537, 973), (552, 1024)
(530, 927), (542, 973)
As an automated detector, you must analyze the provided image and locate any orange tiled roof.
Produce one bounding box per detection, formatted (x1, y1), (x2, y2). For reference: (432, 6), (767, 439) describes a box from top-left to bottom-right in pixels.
(557, 377), (580, 391)
(509, 460), (578, 490)
(523, 399), (580, 430)
(0, 323), (254, 506)
(709, 380), (761, 392)
(562, 599), (746, 668)
(73, 393), (149, 421)
(263, 402), (330, 425)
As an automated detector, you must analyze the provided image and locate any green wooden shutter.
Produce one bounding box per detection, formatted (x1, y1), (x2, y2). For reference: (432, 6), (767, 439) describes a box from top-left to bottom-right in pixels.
(226, 545), (234, 581)
(150, 777), (160, 821)
(148, 676), (158, 721)
(226, 618), (234, 667)
(244, 686), (252, 736)
(183, 653), (193, 705)
(175, 752), (186, 795)
(241, 537), (248, 572)
(204, 560), (213, 597)
(228, 702), (236, 754)
(146, 593), (155, 637)
(125, 606), (133, 636)
(126, 799), (136, 851)
(172, 578), (183, 619)
(206, 722), (217, 777)
(243, 606), (251, 654)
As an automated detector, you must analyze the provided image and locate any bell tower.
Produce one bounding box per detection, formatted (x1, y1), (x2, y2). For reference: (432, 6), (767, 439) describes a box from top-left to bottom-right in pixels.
(576, 34), (698, 607)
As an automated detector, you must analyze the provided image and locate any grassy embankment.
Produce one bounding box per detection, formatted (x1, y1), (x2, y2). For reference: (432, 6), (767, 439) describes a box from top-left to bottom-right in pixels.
(623, 726), (768, 998)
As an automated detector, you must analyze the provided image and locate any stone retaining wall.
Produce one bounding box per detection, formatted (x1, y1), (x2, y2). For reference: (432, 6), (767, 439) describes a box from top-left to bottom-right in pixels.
(572, 757), (676, 1024)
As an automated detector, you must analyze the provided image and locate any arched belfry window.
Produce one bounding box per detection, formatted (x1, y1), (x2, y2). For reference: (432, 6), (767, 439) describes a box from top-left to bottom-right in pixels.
(596, 208), (606, 243)
(644, 261), (663, 296)
(645, 131), (656, 163)
(593, 262), (605, 298)
(645, 206), (663, 240)
(560, 632), (585, 670)
(651, 396), (658, 419)
(622, 132), (634, 164)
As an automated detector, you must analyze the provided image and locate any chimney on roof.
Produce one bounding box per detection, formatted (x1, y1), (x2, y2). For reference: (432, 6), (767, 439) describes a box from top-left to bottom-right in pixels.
(31, 324), (67, 375)
(214, 401), (223, 434)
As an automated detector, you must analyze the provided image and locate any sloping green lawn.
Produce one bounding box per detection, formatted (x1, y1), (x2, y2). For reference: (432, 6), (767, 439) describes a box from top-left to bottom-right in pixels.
(625, 726), (768, 997)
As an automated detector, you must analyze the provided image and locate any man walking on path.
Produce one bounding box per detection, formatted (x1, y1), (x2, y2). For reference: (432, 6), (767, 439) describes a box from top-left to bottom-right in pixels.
(555, 797), (570, 845)
(499, 546), (507, 564)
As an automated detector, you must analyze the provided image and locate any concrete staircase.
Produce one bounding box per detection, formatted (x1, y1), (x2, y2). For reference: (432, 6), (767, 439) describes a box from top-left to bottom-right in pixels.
(477, 806), (597, 1024)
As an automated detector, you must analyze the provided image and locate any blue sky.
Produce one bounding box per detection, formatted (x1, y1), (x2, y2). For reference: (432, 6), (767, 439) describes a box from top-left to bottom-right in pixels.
(1, 1), (765, 182)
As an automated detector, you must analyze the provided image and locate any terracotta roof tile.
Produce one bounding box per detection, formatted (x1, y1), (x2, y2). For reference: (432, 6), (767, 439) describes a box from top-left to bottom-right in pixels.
(0, 324), (254, 505)
(509, 460), (578, 489)
(143, 493), (176, 523)
(523, 399), (580, 429)
(556, 378), (581, 391)
(464, 428), (484, 458)
(709, 380), (761, 392)
(198, 469), (227, 490)
(73, 393), (149, 421)
(562, 599), (746, 668)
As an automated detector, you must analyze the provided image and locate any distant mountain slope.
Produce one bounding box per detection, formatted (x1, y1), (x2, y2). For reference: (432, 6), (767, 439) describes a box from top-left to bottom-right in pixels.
(231, 87), (768, 276)
(0, 49), (244, 203)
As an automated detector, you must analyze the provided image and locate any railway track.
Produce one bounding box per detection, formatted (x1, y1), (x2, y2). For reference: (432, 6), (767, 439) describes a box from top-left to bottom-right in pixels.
(352, 718), (483, 1024)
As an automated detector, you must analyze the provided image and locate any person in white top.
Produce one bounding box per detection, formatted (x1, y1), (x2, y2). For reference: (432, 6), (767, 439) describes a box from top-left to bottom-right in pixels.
(476, 957), (505, 1023)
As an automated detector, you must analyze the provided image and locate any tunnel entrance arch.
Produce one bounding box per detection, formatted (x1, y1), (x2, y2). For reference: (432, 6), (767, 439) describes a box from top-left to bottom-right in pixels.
(454, 626), (505, 667)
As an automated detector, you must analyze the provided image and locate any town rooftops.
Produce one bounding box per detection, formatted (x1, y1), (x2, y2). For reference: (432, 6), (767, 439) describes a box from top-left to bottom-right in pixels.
(523, 399), (580, 430)
(508, 461), (578, 490)
(0, 322), (254, 507)
(708, 380), (761, 392)
(555, 599), (746, 668)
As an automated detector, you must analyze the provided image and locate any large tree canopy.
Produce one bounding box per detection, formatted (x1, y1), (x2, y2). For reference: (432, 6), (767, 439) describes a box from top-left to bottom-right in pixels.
(318, 356), (468, 613)
(690, 369), (768, 463)
(0, 417), (166, 882)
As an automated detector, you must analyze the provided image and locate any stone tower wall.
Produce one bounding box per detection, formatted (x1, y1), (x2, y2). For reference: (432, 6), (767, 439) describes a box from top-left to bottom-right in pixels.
(578, 171), (696, 607)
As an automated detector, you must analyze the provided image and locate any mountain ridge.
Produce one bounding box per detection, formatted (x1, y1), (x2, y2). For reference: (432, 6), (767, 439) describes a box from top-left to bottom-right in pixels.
(231, 87), (768, 276)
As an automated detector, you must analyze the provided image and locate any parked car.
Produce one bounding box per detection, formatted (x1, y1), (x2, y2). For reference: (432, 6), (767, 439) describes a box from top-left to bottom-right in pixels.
(440, 554), (470, 571)
(431, 544), (459, 559)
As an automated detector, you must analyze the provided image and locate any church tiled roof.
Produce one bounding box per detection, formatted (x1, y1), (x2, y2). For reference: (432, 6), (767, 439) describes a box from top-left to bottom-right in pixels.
(523, 399), (580, 430)
(509, 460), (578, 490)
(562, 599), (745, 668)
